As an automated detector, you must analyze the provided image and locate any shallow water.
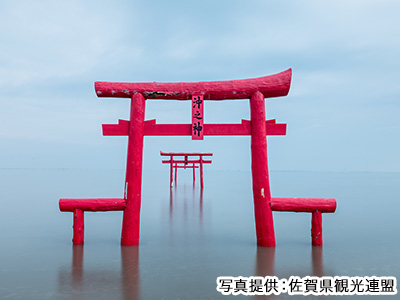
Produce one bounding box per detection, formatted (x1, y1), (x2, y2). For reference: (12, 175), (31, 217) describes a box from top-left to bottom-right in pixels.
(0, 169), (399, 299)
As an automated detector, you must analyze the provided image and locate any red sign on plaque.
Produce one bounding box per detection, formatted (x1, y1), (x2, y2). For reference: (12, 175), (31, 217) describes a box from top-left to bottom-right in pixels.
(192, 94), (204, 140)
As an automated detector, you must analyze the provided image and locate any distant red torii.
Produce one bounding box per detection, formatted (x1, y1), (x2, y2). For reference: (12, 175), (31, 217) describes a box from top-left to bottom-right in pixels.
(160, 151), (213, 188)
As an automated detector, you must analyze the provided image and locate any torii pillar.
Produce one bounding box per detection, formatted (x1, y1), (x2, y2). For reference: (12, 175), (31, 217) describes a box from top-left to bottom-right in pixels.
(121, 92), (145, 246)
(250, 91), (275, 247)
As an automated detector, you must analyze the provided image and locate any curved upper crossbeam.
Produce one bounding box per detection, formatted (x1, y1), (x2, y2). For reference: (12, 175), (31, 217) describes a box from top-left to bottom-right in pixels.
(95, 69), (292, 100)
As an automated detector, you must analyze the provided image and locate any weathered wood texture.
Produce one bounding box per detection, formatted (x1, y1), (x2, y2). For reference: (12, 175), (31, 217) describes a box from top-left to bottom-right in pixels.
(95, 69), (292, 100)
(270, 198), (336, 213)
(250, 91), (275, 247)
(312, 211), (323, 246)
(60, 198), (126, 212)
(73, 209), (84, 245)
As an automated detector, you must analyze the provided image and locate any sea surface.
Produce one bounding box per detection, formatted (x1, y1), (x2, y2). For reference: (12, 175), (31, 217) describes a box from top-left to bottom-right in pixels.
(0, 169), (398, 299)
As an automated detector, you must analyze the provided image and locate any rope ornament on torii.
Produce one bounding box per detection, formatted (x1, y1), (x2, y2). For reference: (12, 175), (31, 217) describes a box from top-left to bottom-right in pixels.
(59, 68), (337, 247)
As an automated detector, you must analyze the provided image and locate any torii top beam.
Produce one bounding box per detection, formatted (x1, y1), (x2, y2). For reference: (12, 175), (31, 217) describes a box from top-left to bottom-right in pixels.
(94, 69), (291, 100)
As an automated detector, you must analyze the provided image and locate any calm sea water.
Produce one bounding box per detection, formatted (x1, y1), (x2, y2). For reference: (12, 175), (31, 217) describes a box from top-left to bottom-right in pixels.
(0, 169), (399, 299)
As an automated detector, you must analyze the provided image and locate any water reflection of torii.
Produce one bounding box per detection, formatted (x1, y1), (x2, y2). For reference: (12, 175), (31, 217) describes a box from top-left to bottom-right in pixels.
(59, 68), (337, 247)
(169, 186), (204, 224)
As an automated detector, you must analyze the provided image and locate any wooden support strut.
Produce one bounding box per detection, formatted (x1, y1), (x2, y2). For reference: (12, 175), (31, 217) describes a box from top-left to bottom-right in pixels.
(270, 197), (337, 246)
(59, 198), (127, 212)
(312, 211), (323, 246)
(59, 198), (126, 245)
(73, 209), (84, 245)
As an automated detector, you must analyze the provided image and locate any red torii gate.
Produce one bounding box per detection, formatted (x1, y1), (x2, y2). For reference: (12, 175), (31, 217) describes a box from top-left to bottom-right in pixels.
(59, 68), (337, 247)
(160, 151), (213, 188)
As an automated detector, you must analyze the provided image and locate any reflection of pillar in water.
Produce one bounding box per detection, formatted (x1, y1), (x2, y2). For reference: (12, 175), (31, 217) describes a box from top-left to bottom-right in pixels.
(255, 247), (275, 277)
(254, 247), (276, 299)
(121, 246), (140, 300)
(312, 246), (324, 277)
(72, 245), (84, 290)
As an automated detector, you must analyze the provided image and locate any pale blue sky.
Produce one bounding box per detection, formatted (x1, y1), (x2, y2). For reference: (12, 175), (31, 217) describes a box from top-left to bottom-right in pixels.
(1, 0), (399, 172)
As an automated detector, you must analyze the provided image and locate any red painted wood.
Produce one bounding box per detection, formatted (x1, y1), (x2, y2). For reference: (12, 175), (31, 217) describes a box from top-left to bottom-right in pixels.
(270, 198), (336, 213)
(174, 163), (177, 183)
(173, 165), (199, 169)
(73, 209), (84, 245)
(144, 120), (190, 136)
(312, 211), (323, 246)
(266, 123), (286, 136)
(121, 93), (145, 246)
(161, 152), (210, 187)
(162, 159), (212, 164)
(59, 198), (126, 212)
(199, 156), (204, 189)
(250, 91), (275, 247)
(169, 155), (173, 188)
(103, 120), (286, 136)
(102, 119), (129, 135)
(95, 69), (292, 100)
(192, 94), (204, 140)
(160, 151), (213, 156)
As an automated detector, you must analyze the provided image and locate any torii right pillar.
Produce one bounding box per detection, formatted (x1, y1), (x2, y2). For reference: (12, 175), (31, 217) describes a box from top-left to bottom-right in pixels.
(250, 91), (276, 247)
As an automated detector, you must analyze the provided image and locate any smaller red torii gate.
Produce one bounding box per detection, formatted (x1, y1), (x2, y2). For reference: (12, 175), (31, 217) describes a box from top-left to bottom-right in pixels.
(160, 151), (213, 188)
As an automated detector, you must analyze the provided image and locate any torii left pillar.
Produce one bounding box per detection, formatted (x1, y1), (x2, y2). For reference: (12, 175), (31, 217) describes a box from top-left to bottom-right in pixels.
(121, 92), (145, 246)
